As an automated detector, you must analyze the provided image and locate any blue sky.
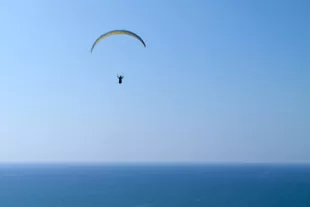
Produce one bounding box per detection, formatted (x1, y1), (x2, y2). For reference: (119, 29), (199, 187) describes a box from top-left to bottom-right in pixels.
(0, 0), (309, 163)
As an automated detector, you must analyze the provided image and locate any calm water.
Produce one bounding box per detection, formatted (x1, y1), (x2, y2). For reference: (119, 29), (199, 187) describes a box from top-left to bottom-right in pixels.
(0, 164), (309, 207)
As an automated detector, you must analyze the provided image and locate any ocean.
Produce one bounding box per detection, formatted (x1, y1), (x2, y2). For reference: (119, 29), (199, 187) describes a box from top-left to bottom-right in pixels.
(0, 164), (309, 207)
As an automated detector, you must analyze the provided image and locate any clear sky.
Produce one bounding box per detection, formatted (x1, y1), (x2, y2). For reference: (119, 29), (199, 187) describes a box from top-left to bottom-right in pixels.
(0, 0), (309, 163)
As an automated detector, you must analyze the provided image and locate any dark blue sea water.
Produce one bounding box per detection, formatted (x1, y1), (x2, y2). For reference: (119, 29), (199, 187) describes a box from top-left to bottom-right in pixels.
(0, 164), (309, 207)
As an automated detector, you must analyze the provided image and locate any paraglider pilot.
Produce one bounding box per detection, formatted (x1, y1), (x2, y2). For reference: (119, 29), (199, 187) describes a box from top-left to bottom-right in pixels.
(117, 75), (124, 84)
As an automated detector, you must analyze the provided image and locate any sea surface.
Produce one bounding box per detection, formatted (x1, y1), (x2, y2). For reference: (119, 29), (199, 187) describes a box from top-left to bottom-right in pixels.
(0, 163), (309, 207)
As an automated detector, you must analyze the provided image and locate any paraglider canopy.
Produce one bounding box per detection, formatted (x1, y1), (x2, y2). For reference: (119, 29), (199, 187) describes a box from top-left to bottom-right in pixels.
(90, 30), (146, 52)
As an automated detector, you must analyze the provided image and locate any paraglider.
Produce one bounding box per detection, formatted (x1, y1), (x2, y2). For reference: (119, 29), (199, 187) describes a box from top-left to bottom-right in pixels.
(90, 29), (146, 84)
(117, 75), (124, 84)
